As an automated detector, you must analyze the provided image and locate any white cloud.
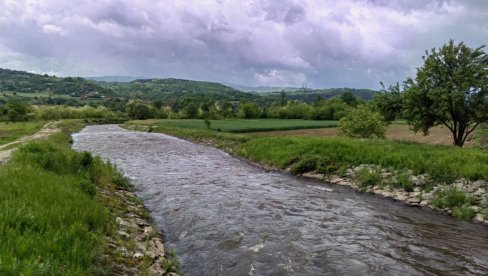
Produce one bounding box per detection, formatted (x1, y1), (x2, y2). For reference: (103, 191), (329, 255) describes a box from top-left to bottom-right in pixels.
(0, 0), (486, 88)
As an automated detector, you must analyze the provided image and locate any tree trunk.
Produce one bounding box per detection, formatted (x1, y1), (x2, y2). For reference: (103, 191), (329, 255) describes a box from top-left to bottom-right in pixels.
(452, 124), (467, 147)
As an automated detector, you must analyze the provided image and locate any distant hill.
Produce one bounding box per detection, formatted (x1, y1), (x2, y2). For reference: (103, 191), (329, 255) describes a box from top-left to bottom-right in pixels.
(0, 68), (112, 96)
(225, 83), (300, 93)
(262, 87), (379, 102)
(98, 78), (260, 102)
(86, 76), (145, 83)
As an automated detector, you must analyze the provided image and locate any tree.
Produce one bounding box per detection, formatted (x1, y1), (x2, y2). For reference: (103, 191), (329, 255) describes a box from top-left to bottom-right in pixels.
(237, 102), (260, 119)
(338, 106), (386, 139)
(372, 82), (403, 123)
(126, 100), (154, 119)
(403, 40), (488, 146)
(340, 91), (358, 106)
(184, 102), (199, 118)
(5, 98), (29, 122)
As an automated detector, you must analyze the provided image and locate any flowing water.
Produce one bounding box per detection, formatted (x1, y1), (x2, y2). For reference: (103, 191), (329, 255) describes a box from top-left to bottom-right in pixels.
(72, 125), (488, 275)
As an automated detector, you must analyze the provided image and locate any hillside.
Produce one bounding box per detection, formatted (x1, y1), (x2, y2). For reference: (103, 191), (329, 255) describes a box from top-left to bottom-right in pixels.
(0, 68), (112, 97)
(263, 88), (378, 102)
(99, 78), (260, 102)
(225, 83), (300, 93)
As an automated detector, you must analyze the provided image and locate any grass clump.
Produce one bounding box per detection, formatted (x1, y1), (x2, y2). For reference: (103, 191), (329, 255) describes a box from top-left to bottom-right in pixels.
(431, 187), (477, 220)
(162, 249), (180, 273)
(391, 173), (414, 192)
(0, 132), (124, 274)
(357, 168), (382, 189)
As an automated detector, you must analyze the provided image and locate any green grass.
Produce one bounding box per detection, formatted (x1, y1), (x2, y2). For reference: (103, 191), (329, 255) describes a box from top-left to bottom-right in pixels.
(0, 121), (46, 145)
(237, 137), (488, 182)
(129, 119), (338, 133)
(357, 168), (382, 189)
(0, 132), (126, 274)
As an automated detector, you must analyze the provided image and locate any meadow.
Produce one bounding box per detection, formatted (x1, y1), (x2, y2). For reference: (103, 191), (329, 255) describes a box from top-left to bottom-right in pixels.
(132, 119), (338, 133)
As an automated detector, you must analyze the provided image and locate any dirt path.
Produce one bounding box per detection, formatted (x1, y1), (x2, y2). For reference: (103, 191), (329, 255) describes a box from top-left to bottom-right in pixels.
(0, 121), (60, 165)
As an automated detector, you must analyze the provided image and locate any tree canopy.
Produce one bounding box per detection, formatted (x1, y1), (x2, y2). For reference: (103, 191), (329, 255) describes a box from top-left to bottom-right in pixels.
(402, 40), (488, 146)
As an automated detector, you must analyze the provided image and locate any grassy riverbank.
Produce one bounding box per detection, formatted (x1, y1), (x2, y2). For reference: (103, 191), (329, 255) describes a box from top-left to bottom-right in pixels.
(0, 120), (177, 275)
(0, 131), (117, 274)
(124, 120), (488, 222)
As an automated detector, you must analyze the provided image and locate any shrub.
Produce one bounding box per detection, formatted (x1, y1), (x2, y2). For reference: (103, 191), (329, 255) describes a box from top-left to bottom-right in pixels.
(338, 106), (387, 139)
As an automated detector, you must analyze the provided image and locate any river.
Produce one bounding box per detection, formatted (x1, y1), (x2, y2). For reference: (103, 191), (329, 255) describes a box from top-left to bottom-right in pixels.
(72, 125), (488, 275)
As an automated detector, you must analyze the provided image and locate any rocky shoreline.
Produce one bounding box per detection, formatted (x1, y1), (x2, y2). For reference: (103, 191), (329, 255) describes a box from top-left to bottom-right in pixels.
(99, 185), (181, 275)
(299, 166), (488, 225)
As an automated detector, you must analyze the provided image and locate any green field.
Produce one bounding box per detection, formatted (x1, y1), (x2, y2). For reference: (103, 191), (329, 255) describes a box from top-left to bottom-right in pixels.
(0, 121), (46, 146)
(130, 119), (338, 133)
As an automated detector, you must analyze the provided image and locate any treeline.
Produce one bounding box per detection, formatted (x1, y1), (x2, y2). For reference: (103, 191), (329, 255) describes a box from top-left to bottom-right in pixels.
(0, 90), (364, 122)
(122, 92), (362, 120)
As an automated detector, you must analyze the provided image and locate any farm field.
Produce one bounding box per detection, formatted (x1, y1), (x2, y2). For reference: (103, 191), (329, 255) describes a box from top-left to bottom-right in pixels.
(248, 124), (479, 146)
(135, 119), (338, 133)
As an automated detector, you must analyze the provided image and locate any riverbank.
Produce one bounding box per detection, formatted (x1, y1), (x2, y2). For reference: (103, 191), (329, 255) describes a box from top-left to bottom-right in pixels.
(0, 120), (179, 275)
(123, 121), (488, 225)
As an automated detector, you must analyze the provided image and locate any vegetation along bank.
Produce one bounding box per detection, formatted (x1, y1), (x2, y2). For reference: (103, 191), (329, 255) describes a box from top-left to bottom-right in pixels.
(0, 120), (180, 275)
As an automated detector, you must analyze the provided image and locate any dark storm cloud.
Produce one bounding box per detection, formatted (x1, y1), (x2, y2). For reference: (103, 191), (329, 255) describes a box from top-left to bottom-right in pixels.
(0, 0), (487, 88)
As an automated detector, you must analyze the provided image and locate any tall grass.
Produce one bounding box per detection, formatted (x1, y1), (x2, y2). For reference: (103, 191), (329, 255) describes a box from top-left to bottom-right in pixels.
(0, 133), (124, 274)
(236, 137), (488, 182)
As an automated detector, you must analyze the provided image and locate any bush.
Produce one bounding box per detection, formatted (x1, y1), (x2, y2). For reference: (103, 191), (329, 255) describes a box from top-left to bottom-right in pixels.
(338, 106), (386, 139)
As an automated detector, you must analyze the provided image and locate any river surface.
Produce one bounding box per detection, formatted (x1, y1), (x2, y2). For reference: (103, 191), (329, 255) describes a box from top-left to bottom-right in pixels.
(72, 125), (488, 275)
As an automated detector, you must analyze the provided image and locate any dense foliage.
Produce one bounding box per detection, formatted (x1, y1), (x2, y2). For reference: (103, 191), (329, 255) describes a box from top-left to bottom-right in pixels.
(402, 40), (488, 147)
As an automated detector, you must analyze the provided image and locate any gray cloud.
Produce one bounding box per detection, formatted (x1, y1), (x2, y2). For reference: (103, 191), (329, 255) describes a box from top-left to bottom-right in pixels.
(0, 0), (487, 88)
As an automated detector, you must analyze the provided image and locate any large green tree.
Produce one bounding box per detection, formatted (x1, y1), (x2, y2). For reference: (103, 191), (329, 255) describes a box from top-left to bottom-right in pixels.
(403, 40), (488, 146)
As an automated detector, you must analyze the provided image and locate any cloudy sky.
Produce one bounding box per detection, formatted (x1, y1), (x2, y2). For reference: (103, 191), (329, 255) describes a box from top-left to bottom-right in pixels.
(0, 0), (487, 89)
